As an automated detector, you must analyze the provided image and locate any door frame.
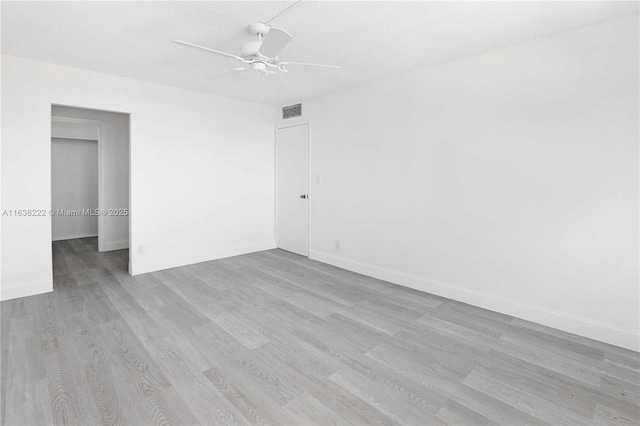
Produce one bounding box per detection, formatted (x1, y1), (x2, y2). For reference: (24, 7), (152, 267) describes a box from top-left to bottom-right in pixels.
(275, 121), (311, 257)
(51, 115), (106, 252)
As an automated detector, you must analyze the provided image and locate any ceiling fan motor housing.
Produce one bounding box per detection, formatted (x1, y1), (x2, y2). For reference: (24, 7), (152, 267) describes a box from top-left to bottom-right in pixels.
(249, 22), (270, 37)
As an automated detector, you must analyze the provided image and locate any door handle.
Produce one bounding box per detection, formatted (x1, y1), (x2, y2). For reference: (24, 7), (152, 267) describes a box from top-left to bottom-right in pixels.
(300, 194), (307, 199)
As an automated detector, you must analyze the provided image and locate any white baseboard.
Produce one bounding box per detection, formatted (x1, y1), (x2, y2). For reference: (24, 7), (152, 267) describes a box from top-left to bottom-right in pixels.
(53, 233), (98, 241)
(102, 239), (128, 252)
(131, 241), (277, 275)
(1, 278), (53, 301)
(309, 250), (639, 352)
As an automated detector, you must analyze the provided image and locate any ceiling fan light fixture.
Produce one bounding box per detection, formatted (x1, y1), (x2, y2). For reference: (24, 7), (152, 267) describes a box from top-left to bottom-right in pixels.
(252, 62), (267, 72)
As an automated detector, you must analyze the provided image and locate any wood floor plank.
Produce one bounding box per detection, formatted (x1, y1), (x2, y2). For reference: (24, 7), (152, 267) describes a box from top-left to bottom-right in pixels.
(0, 300), (13, 419)
(365, 344), (466, 397)
(2, 239), (638, 425)
(333, 360), (442, 420)
(594, 403), (640, 425)
(494, 333), (602, 386)
(436, 398), (497, 425)
(476, 349), (598, 419)
(150, 337), (249, 426)
(446, 385), (546, 425)
(281, 391), (351, 425)
(462, 370), (593, 424)
(202, 366), (287, 425)
(4, 314), (53, 426)
(98, 319), (199, 425)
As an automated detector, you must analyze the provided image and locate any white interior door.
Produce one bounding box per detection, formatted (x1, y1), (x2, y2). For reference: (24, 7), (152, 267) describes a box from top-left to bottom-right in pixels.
(276, 123), (309, 256)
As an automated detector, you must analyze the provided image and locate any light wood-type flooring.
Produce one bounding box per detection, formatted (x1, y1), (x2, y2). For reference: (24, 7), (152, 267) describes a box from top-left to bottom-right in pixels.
(1, 237), (639, 425)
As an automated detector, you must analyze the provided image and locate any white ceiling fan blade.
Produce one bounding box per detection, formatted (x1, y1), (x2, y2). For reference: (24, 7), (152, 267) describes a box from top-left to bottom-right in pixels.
(258, 27), (292, 58)
(278, 61), (341, 72)
(172, 40), (247, 63)
(204, 67), (250, 80)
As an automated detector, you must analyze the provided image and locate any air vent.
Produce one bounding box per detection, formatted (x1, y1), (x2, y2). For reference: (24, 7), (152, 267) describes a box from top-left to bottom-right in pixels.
(282, 103), (302, 119)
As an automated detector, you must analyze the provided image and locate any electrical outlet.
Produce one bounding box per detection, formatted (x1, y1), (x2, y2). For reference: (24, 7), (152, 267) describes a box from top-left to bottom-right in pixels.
(138, 245), (145, 255)
(316, 174), (322, 184)
(335, 240), (340, 251)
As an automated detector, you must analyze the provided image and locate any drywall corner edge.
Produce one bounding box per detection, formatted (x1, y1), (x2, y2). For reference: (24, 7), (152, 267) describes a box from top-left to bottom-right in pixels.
(309, 250), (640, 352)
(0, 278), (53, 301)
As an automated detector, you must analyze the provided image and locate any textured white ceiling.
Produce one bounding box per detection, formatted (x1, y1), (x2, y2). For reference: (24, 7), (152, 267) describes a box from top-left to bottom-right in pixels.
(2, 1), (638, 106)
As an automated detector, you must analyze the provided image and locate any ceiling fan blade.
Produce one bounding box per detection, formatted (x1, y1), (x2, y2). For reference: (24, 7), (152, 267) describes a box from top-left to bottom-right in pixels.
(258, 27), (292, 58)
(204, 67), (250, 80)
(172, 40), (247, 62)
(278, 61), (341, 72)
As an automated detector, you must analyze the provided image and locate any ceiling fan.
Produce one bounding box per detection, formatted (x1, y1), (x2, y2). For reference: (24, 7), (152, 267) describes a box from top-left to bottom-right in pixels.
(172, 22), (341, 80)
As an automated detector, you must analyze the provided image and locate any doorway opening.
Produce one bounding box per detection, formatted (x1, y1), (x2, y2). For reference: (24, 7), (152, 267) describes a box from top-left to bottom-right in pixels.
(276, 122), (310, 256)
(50, 105), (131, 280)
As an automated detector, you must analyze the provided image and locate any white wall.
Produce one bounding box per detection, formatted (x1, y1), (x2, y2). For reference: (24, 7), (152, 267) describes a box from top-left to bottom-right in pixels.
(1, 54), (276, 300)
(52, 106), (130, 251)
(51, 138), (99, 241)
(279, 15), (639, 350)
(51, 121), (99, 140)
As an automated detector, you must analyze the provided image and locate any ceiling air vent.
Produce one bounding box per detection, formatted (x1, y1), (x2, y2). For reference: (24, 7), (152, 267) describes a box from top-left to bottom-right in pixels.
(282, 103), (302, 119)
